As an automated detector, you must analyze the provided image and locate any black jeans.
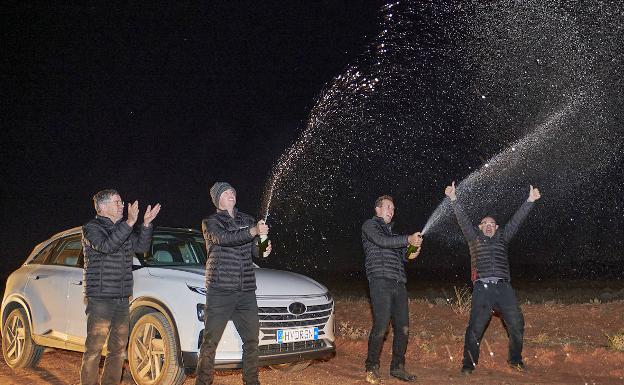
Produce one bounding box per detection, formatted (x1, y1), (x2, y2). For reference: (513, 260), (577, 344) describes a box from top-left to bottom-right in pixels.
(463, 281), (524, 369)
(195, 290), (260, 385)
(365, 278), (409, 371)
(80, 297), (130, 385)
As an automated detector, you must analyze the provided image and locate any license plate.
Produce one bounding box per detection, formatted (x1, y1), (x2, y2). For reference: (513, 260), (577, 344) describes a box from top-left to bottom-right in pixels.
(276, 327), (318, 343)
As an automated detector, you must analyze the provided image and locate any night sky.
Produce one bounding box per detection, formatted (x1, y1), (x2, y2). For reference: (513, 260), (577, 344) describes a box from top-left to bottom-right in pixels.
(3, 1), (624, 281)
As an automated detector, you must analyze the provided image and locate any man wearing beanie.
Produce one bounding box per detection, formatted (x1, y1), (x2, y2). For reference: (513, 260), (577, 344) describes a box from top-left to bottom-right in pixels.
(195, 182), (271, 385)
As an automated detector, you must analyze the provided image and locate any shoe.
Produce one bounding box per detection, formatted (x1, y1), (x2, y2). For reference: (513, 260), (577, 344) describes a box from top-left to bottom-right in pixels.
(508, 361), (526, 372)
(390, 367), (417, 382)
(460, 365), (474, 375)
(366, 368), (383, 384)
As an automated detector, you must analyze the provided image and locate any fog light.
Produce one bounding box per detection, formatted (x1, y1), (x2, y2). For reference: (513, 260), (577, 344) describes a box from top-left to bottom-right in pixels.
(197, 303), (205, 322)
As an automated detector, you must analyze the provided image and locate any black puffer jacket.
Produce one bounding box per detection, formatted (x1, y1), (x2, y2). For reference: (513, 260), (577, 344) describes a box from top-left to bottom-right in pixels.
(362, 216), (410, 283)
(451, 200), (534, 282)
(82, 215), (153, 298)
(202, 208), (259, 292)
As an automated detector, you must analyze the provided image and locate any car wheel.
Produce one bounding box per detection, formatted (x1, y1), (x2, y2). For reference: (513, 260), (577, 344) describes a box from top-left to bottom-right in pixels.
(2, 307), (43, 368)
(127, 312), (185, 385)
(269, 360), (311, 372)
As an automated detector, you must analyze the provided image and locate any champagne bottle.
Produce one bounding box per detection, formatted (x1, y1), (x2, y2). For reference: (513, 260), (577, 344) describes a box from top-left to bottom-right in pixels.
(406, 244), (419, 260)
(258, 234), (270, 258)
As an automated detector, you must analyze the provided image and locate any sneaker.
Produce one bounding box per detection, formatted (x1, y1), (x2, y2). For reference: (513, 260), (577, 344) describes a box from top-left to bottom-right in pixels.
(366, 368), (383, 384)
(508, 361), (527, 372)
(389, 367), (417, 382)
(460, 365), (474, 375)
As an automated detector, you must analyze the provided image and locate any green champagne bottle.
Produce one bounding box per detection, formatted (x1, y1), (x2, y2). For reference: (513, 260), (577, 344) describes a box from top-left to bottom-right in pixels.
(406, 243), (419, 260)
(258, 234), (270, 258)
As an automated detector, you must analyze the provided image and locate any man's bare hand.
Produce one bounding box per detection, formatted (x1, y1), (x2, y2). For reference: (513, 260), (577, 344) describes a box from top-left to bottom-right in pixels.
(264, 240), (272, 258)
(144, 203), (161, 226)
(445, 181), (457, 201)
(408, 232), (423, 247)
(528, 185), (541, 202)
(257, 220), (269, 236)
(127, 201), (139, 227)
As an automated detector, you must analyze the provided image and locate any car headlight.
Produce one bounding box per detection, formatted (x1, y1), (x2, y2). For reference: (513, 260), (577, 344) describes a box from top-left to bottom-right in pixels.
(187, 284), (206, 295)
(324, 291), (333, 302)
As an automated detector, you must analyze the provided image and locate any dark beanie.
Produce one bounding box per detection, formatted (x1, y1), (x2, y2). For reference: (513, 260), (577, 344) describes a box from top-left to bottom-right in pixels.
(210, 182), (235, 208)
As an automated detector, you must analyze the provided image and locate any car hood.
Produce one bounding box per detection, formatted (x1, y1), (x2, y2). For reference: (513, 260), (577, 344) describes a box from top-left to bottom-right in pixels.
(145, 266), (328, 296)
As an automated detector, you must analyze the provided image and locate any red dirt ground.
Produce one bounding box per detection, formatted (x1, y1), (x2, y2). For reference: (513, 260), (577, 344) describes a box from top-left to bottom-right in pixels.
(1, 299), (623, 384)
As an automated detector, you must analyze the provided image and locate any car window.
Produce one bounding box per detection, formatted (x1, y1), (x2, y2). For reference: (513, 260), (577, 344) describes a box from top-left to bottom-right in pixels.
(29, 240), (59, 265)
(143, 234), (206, 266)
(49, 237), (83, 267)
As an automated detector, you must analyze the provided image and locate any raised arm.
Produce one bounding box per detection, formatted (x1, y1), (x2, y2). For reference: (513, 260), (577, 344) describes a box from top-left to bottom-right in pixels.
(503, 185), (539, 242)
(202, 217), (256, 247)
(445, 181), (478, 241)
(362, 220), (408, 249)
(130, 203), (160, 253)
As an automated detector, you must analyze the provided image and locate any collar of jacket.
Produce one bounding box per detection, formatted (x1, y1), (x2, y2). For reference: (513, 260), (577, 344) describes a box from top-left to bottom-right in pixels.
(372, 215), (394, 229)
(95, 215), (120, 225)
(216, 207), (239, 219)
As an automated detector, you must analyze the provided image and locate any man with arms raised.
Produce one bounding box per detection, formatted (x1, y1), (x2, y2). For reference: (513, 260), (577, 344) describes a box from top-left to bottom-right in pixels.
(444, 182), (540, 374)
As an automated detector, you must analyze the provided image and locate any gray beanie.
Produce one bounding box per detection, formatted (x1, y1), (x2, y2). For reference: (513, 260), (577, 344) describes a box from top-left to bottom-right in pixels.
(210, 182), (236, 208)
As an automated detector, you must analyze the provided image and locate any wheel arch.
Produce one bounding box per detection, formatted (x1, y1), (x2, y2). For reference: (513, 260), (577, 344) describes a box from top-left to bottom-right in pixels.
(129, 296), (183, 366)
(2, 296), (34, 335)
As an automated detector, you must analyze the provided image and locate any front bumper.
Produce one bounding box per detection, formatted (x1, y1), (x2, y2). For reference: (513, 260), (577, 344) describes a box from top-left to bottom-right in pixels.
(181, 340), (336, 369)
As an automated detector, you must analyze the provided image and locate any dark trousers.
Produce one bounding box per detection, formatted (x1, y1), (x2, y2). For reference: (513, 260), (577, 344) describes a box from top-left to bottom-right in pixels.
(195, 290), (260, 385)
(462, 281), (524, 369)
(365, 278), (409, 371)
(80, 297), (130, 385)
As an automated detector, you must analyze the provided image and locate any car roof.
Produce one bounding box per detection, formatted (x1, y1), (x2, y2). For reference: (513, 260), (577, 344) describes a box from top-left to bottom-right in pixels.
(25, 226), (201, 264)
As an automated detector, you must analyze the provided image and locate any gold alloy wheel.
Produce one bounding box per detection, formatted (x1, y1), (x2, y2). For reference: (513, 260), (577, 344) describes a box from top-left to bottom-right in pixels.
(1, 307), (42, 368)
(4, 311), (26, 365)
(128, 312), (185, 385)
(131, 320), (166, 382)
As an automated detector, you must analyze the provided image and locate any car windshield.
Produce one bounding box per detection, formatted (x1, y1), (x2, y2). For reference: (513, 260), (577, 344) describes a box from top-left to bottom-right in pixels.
(140, 232), (207, 266)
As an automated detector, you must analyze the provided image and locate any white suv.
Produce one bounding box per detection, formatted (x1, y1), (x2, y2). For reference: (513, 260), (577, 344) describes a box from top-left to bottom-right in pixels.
(1, 227), (335, 385)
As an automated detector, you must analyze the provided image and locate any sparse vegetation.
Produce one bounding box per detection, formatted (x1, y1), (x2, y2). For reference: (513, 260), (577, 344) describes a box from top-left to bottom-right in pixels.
(605, 331), (624, 351)
(450, 286), (472, 315)
(418, 341), (436, 353)
(529, 332), (550, 345)
(337, 321), (369, 340)
(589, 297), (602, 304)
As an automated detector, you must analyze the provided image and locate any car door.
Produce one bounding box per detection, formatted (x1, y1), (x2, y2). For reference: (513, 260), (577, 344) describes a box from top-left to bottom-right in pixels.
(23, 235), (81, 343)
(61, 237), (89, 350)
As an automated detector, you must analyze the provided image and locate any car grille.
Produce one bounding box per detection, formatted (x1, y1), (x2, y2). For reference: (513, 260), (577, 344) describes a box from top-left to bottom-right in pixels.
(258, 339), (328, 355)
(258, 301), (333, 341)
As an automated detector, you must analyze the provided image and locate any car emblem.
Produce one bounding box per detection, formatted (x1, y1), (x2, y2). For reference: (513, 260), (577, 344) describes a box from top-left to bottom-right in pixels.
(288, 302), (306, 315)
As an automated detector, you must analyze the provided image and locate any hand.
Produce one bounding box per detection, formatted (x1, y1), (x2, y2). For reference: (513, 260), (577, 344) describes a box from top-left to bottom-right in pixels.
(408, 246), (421, 260)
(126, 201), (139, 226)
(257, 220), (269, 236)
(445, 181), (457, 201)
(528, 185), (541, 202)
(408, 232), (423, 247)
(264, 240), (272, 258)
(143, 203), (161, 226)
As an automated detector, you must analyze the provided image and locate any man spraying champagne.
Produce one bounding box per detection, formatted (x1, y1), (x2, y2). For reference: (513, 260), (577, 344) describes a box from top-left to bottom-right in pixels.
(362, 194), (423, 384)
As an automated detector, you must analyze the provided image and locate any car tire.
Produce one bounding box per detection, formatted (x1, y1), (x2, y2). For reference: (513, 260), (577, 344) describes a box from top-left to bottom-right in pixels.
(269, 360), (312, 372)
(127, 312), (185, 385)
(2, 307), (43, 368)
